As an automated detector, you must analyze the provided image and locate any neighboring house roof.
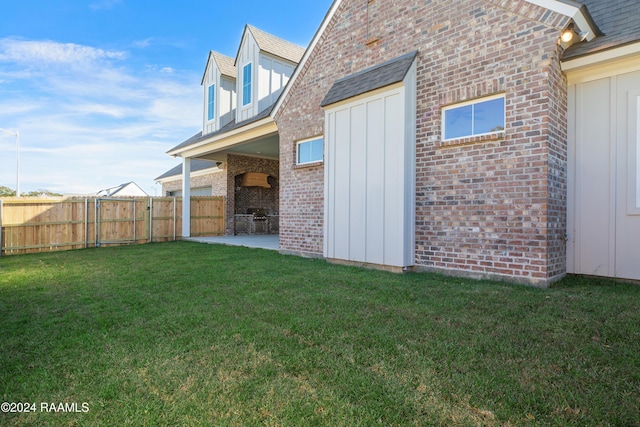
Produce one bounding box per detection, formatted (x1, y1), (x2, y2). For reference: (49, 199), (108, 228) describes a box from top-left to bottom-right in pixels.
(239, 24), (306, 64)
(167, 103), (276, 155)
(564, 0), (640, 59)
(320, 51), (419, 107)
(96, 182), (148, 197)
(156, 159), (221, 181)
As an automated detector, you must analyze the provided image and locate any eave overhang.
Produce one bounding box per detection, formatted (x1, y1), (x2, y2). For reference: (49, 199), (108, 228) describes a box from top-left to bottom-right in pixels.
(167, 116), (277, 159)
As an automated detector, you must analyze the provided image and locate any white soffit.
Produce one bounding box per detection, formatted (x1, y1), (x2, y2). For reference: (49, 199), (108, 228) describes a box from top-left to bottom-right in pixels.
(525, 0), (597, 41)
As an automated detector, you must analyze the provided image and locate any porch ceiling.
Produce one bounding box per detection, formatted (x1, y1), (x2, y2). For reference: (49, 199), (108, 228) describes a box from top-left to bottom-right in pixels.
(199, 134), (279, 161)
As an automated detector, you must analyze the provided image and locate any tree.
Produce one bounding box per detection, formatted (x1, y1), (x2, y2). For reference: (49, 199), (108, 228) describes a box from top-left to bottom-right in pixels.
(0, 186), (16, 197)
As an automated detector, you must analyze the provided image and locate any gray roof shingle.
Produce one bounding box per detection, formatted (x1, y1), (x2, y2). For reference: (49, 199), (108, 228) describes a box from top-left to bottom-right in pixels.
(211, 52), (236, 78)
(320, 51), (419, 107)
(564, 0), (640, 59)
(246, 25), (306, 64)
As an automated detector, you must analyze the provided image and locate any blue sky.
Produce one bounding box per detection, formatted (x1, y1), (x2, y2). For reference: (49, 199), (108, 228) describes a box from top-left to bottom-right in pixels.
(0, 0), (332, 195)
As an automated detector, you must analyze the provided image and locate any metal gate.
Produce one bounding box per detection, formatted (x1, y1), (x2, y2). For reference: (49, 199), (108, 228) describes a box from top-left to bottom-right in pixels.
(95, 198), (140, 247)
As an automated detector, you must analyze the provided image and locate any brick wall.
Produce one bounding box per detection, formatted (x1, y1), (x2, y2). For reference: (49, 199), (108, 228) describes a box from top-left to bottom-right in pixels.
(162, 169), (227, 196)
(276, 0), (571, 284)
(225, 154), (279, 235)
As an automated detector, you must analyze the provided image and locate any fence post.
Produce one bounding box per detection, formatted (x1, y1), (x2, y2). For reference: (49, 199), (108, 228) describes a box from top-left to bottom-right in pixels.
(95, 199), (99, 248)
(173, 197), (177, 241)
(149, 197), (153, 243)
(84, 198), (88, 249)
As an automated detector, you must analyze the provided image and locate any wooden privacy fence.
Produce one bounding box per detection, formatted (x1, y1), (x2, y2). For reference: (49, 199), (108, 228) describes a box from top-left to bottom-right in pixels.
(0, 197), (225, 256)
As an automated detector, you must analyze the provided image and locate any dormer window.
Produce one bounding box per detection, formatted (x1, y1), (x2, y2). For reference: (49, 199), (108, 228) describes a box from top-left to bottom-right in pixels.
(242, 63), (252, 106)
(207, 84), (215, 121)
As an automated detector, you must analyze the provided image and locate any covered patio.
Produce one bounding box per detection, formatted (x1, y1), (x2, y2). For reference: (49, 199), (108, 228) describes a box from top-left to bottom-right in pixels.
(167, 107), (280, 239)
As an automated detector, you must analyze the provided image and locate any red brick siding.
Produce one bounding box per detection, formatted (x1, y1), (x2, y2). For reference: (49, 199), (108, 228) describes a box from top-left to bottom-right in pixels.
(276, 0), (570, 284)
(162, 170), (227, 196)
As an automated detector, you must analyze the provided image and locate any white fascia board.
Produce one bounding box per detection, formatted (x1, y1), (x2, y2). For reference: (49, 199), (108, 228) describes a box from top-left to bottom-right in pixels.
(173, 117), (278, 159)
(525, 0), (597, 41)
(271, 0), (343, 117)
(562, 42), (640, 71)
(562, 43), (640, 85)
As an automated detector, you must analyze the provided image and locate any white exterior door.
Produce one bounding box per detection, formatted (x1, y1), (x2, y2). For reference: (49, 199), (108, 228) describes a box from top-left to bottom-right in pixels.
(324, 85), (415, 268)
(567, 69), (640, 280)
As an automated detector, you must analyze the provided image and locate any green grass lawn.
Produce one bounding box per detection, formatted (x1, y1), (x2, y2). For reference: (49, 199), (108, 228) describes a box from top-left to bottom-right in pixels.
(1, 241), (639, 426)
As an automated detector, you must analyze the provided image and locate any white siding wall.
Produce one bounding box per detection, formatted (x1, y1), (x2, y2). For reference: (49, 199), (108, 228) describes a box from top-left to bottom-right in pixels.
(567, 68), (640, 281)
(202, 63), (218, 135)
(259, 54), (295, 113)
(324, 68), (416, 268)
(220, 76), (236, 129)
(237, 33), (260, 122)
(202, 59), (236, 135)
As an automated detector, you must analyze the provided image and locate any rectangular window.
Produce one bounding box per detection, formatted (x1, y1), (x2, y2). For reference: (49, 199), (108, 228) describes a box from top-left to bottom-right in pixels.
(242, 63), (252, 106)
(297, 137), (324, 165)
(443, 94), (505, 140)
(207, 84), (215, 121)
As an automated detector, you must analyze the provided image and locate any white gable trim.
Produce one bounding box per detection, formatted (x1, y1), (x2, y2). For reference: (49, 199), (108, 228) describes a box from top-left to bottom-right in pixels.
(525, 0), (597, 41)
(272, 0), (343, 117)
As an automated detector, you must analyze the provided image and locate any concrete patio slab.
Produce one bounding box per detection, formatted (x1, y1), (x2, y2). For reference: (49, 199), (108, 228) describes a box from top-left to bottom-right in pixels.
(186, 235), (279, 251)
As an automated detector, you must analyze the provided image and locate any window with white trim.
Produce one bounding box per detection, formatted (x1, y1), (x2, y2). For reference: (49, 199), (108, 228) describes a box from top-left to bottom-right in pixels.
(207, 84), (215, 121)
(242, 63), (252, 106)
(443, 94), (505, 140)
(297, 137), (323, 165)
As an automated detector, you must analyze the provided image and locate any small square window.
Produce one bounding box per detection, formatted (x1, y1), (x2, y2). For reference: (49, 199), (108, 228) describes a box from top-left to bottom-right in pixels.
(443, 95), (505, 140)
(297, 137), (324, 165)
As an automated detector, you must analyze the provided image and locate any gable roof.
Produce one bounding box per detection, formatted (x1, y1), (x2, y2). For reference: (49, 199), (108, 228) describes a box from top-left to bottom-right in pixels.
(156, 159), (221, 181)
(201, 51), (236, 85)
(212, 52), (237, 78)
(320, 51), (418, 107)
(96, 182), (148, 197)
(238, 24), (306, 65)
(563, 0), (640, 59)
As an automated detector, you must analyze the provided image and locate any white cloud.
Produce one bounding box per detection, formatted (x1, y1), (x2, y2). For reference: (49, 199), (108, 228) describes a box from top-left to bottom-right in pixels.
(0, 37), (201, 195)
(0, 38), (127, 66)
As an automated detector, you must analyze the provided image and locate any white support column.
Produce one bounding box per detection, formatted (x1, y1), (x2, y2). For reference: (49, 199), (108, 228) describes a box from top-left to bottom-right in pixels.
(182, 157), (191, 238)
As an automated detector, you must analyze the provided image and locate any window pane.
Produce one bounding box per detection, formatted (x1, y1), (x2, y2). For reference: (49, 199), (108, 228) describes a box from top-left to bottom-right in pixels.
(298, 141), (311, 163)
(311, 138), (323, 162)
(243, 64), (252, 106)
(445, 105), (472, 139)
(474, 97), (504, 134)
(207, 85), (215, 121)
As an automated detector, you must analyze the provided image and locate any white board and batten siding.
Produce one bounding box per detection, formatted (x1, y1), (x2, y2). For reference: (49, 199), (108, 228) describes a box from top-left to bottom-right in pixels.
(567, 64), (640, 281)
(258, 55), (294, 113)
(202, 59), (236, 135)
(323, 65), (417, 269)
(237, 30), (296, 122)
